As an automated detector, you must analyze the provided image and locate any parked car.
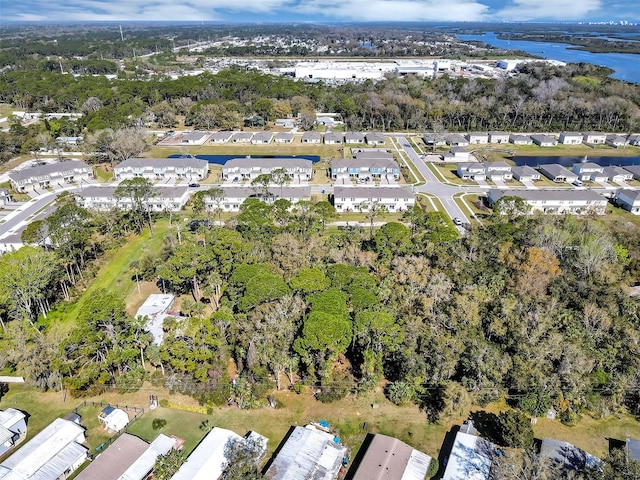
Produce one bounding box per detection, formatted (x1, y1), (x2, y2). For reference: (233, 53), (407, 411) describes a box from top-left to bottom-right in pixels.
(572, 180), (583, 187)
(188, 183), (200, 188)
(453, 217), (463, 226)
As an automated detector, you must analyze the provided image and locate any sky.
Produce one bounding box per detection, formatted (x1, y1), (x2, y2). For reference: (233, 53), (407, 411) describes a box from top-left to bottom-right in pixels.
(3, 0), (639, 23)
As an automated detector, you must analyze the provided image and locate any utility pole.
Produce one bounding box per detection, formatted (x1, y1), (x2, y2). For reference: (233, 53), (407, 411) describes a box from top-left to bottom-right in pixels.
(119, 24), (124, 42)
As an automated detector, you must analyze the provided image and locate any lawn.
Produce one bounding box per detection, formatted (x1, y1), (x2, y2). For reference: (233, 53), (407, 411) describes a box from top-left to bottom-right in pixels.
(429, 163), (469, 186)
(455, 193), (491, 222)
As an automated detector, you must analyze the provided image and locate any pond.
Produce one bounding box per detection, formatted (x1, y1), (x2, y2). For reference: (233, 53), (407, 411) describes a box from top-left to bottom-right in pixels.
(168, 154), (321, 165)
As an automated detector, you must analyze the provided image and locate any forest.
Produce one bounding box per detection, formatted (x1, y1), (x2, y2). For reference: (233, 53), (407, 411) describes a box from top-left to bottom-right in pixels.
(0, 189), (639, 435)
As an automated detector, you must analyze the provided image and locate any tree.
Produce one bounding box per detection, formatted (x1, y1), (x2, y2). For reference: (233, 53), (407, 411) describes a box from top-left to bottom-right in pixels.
(251, 173), (273, 200)
(95, 127), (148, 165)
(495, 410), (535, 449)
(154, 449), (186, 480)
(493, 195), (531, 219)
(313, 201), (336, 231)
(270, 167), (291, 198)
(290, 268), (330, 293)
(353, 311), (404, 383)
(21, 220), (48, 246)
(205, 187), (225, 224)
(359, 200), (386, 238)
(222, 437), (264, 480)
(115, 177), (155, 234)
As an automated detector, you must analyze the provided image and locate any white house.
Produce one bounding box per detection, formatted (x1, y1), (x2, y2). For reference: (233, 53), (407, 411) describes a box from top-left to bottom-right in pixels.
(76, 186), (190, 212)
(206, 186), (311, 212)
(531, 134), (557, 147)
(629, 134), (640, 146)
(324, 132), (343, 144)
(0, 409), (27, 456)
(512, 165), (540, 182)
(114, 158), (209, 181)
(423, 133), (447, 146)
(275, 119), (296, 128)
(446, 147), (470, 161)
(251, 132), (273, 145)
(136, 293), (177, 345)
(442, 422), (495, 480)
(446, 134), (469, 147)
(345, 132), (365, 144)
(0, 418), (88, 480)
(365, 132), (386, 145)
(484, 161), (512, 180)
(209, 131), (233, 143)
(488, 189), (608, 215)
(231, 132), (253, 143)
(606, 135), (627, 148)
(56, 136), (84, 146)
(98, 406), (129, 433)
(330, 153), (400, 179)
(539, 164), (578, 183)
(333, 186), (414, 213)
(603, 166), (633, 182)
(457, 163), (486, 181)
(509, 134), (533, 145)
(559, 132), (583, 145)
(274, 133), (295, 143)
(572, 162), (607, 182)
(583, 131), (607, 144)
(488, 131), (510, 144)
(8, 160), (93, 193)
(222, 158), (313, 182)
(625, 165), (640, 180)
(466, 132), (489, 144)
(301, 132), (321, 144)
(615, 189), (640, 214)
(181, 131), (210, 145)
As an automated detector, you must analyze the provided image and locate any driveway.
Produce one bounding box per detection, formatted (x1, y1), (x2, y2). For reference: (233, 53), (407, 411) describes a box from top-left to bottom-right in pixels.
(520, 179), (538, 189)
(493, 178), (506, 188)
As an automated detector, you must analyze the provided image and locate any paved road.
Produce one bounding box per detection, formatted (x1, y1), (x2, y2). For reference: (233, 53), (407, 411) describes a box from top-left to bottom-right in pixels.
(395, 136), (472, 224)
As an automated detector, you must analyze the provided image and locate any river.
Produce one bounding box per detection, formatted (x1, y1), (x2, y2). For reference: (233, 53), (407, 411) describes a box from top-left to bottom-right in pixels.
(457, 32), (640, 84)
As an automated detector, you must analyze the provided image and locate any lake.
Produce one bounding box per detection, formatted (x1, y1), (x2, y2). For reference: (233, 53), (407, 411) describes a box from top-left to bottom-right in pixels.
(514, 155), (640, 168)
(168, 154), (321, 165)
(457, 32), (640, 84)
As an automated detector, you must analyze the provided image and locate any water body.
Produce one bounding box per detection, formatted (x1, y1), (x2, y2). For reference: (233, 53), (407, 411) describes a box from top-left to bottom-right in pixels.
(168, 154), (321, 165)
(457, 32), (640, 84)
(514, 155), (640, 168)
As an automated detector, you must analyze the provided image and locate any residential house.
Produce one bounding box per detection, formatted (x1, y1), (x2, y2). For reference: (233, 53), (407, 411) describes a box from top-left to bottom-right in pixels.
(301, 132), (322, 144)
(444, 147), (471, 161)
(209, 131), (233, 143)
(627, 438), (640, 462)
(614, 189), (640, 214)
(583, 131), (607, 144)
(539, 164), (578, 183)
(56, 136), (83, 146)
(251, 132), (274, 145)
(540, 438), (600, 472)
(423, 133), (447, 146)
(0, 189), (11, 206)
(264, 425), (346, 480)
(509, 134), (533, 145)
(531, 134), (558, 147)
(0, 418), (88, 480)
(345, 433), (431, 480)
(274, 133), (295, 143)
(324, 132), (343, 144)
(365, 132), (386, 145)
(330, 154), (400, 180)
(446, 134), (469, 147)
(466, 132), (489, 144)
(628, 134), (640, 146)
(488, 131), (510, 144)
(485, 161), (513, 180)
(222, 158), (313, 182)
(114, 158), (208, 181)
(606, 134), (627, 148)
(135, 294), (176, 345)
(8, 160), (93, 193)
(442, 422), (495, 480)
(572, 162), (607, 182)
(512, 165), (540, 182)
(345, 132), (365, 144)
(76, 433), (177, 480)
(333, 186), (415, 213)
(488, 189), (608, 215)
(181, 131), (210, 145)
(76, 186), (190, 212)
(231, 132), (253, 143)
(624, 165), (640, 180)
(98, 406), (129, 433)
(0, 409), (27, 456)
(206, 187), (311, 212)
(457, 163), (486, 181)
(559, 132), (583, 145)
(275, 119), (295, 128)
(603, 166), (633, 183)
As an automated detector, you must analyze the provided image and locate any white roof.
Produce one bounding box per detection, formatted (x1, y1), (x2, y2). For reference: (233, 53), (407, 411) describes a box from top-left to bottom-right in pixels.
(102, 409), (129, 432)
(136, 294), (175, 318)
(0, 409), (25, 430)
(120, 434), (176, 480)
(170, 427), (241, 480)
(0, 418), (86, 480)
(442, 431), (494, 480)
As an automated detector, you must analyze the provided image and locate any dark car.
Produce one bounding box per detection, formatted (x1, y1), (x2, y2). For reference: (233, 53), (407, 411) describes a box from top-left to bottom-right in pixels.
(188, 183), (200, 188)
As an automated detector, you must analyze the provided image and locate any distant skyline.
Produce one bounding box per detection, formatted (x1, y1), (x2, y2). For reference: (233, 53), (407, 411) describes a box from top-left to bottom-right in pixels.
(4, 0), (640, 23)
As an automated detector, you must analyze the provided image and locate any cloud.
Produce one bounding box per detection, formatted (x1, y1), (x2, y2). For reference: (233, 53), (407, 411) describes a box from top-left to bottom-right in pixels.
(495, 0), (604, 21)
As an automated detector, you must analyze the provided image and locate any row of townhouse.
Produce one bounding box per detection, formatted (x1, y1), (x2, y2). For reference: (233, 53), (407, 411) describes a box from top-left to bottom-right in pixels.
(207, 131), (386, 145)
(330, 151), (400, 180)
(114, 157), (209, 181)
(457, 161), (513, 181)
(221, 158), (314, 182)
(204, 186), (311, 212)
(425, 132), (640, 148)
(8, 160), (93, 193)
(333, 186), (415, 213)
(77, 186), (191, 212)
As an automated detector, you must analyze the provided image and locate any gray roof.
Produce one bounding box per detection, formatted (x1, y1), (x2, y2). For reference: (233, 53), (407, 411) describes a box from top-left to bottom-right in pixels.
(210, 131), (233, 141)
(539, 164), (576, 178)
(331, 157), (399, 170)
(119, 434), (176, 480)
(603, 166), (631, 176)
(450, 147), (469, 154)
(115, 157), (208, 170)
(78, 186), (189, 199)
(324, 132), (343, 143)
(446, 134), (468, 144)
(345, 132), (365, 142)
(624, 165), (640, 176)
(252, 132), (274, 142)
(302, 132), (322, 141)
(458, 162), (484, 171)
(366, 132), (386, 143)
(265, 426), (347, 480)
(466, 132), (488, 138)
(354, 151), (394, 161)
(485, 161), (511, 169)
(573, 162), (603, 171)
(182, 131), (209, 142)
(583, 131), (605, 136)
(512, 165), (539, 177)
(275, 133), (295, 141)
(334, 186), (413, 199)
(509, 134), (532, 142)
(540, 438), (600, 471)
(560, 131), (582, 137)
(488, 131), (509, 136)
(531, 134), (556, 143)
(231, 132), (253, 141)
(223, 157), (312, 170)
(423, 133), (446, 143)
(8, 160), (91, 182)
(489, 189), (606, 202)
(617, 189), (640, 202)
(219, 186), (311, 200)
(627, 438), (640, 462)
(75, 434), (148, 480)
